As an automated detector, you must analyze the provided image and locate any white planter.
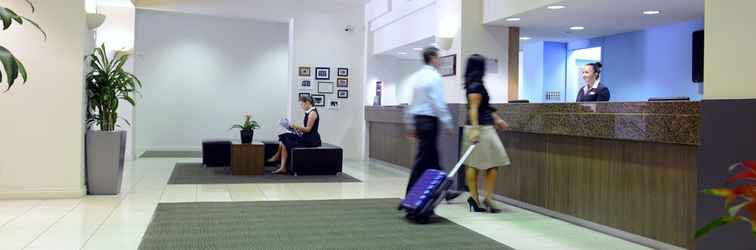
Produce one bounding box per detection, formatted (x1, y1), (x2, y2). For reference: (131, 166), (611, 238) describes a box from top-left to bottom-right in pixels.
(86, 130), (126, 195)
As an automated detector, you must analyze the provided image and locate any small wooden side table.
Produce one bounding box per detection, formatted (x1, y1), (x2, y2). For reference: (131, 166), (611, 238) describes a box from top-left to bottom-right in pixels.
(230, 142), (265, 176)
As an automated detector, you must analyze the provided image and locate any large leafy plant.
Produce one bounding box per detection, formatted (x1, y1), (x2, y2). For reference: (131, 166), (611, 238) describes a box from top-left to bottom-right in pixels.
(697, 160), (756, 239)
(86, 44), (142, 131)
(1, 0), (46, 91)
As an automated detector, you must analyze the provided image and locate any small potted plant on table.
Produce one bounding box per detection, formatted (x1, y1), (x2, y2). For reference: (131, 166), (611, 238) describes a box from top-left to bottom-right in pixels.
(231, 114), (260, 144)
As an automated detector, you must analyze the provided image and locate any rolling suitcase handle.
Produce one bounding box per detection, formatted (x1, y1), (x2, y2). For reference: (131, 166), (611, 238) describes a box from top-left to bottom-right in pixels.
(447, 143), (476, 178)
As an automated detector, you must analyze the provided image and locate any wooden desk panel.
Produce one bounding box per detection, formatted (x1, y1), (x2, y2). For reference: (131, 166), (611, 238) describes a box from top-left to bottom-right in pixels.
(498, 131), (697, 249)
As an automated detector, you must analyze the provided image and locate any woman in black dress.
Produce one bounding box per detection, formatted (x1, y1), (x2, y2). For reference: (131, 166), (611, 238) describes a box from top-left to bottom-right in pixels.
(269, 95), (321, 174)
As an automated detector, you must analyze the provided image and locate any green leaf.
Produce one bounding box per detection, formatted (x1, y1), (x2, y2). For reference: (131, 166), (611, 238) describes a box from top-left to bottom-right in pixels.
(0, 45), (20, 90)
(0, 7), (13, 30)
(729, 202), (750, 217)
(20, 17), (46, 40)
(25, 0), (36, 13)
(17, 57), (27, 83)
(695, 216), (737, 239)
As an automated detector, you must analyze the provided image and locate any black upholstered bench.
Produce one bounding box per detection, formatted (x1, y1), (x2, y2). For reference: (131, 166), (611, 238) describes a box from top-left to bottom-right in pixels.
(287, 143), (343, 176)
(202, 139), (231, 167)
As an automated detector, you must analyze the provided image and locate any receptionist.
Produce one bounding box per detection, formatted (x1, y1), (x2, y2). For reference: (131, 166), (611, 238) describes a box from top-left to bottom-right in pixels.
(577, 62), (611, 102)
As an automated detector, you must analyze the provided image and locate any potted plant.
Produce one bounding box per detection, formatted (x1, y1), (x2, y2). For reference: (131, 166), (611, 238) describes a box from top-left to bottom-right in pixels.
(696, 160), (756, 239)
(231, 114), (260, 144)
(85, 44), (142, 195)
(1, 1), (45, 91)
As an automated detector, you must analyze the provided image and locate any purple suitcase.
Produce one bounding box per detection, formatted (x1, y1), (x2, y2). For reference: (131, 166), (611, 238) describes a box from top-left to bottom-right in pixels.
(399, 144), (476, 223)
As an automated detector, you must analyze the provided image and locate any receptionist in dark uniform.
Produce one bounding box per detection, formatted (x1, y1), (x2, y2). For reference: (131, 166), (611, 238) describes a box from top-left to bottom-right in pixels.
(577, 62), (611, 102)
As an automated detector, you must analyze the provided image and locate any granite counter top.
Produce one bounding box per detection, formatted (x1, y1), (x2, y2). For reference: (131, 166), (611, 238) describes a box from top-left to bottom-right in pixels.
(366, 101), (701, 145)
(493, 102), (700, 145)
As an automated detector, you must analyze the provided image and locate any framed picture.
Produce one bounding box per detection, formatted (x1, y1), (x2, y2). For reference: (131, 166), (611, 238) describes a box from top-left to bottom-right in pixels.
(329, 100), (340, 110)
(298, 67), (311, 77)
(317, 81), (334, 94)
(337, 89), (349, 99)
(336, 78), (349, 88)
(298, 92), (311, 99)
(337, 68), (349, 77)
(299, 80), (312, 89)
(312, 94), (325, 107)
(439, 54), (456, 77)
(315, 67), (330, 80)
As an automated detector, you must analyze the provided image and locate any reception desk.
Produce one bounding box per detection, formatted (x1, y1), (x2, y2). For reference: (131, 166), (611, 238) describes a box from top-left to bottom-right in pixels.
(366, 102), (699, 249)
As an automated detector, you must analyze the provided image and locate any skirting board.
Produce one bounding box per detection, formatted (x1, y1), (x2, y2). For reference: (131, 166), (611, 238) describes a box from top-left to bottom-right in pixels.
(367, 158), (411, 175)
(0, 185), (86, 199)
(494, 194), (686, 250)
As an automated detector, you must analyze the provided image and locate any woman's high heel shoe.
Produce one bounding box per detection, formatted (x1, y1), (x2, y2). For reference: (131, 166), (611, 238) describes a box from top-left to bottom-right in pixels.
(483, 199), (502, 214)
(467, 198), (486, 212)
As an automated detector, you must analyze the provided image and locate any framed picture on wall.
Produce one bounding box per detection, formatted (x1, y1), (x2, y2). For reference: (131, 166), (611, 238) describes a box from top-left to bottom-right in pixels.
(337, 68), (349, 77)
(318, 81), (334, 94)
(298, 92), (311, 100)
(329, 100), (340, 110)
(336, 78), (349, 88)
(315, 67), (330, 80)
(299, 67), (311, 77)
(439, 54), (456, 77)
(299, 80), (312, 90)
(312, 94), (326, 107)
(337, 89), (349, 99)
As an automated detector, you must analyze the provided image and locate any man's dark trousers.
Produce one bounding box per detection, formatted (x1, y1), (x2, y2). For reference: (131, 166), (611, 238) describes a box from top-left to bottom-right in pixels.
(406, 115), (441, 193)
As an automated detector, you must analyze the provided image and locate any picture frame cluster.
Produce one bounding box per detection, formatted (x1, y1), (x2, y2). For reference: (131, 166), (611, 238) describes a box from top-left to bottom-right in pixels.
(297, 66), (350, 110)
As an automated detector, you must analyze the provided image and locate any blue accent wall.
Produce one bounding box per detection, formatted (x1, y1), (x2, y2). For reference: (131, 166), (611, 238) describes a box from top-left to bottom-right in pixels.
(569, 19), (705, 101)
(543, 42), (567, 101)
(521, 41), (544, 102)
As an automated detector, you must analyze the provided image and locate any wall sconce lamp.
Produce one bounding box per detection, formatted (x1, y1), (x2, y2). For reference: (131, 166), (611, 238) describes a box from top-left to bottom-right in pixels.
(87, 13), (106, 30)
(436, 37), (453, 50)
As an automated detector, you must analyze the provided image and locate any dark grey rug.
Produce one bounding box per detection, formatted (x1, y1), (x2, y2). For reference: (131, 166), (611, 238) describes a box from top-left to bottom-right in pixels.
(140, 151), (202, 158)
(168, 163), (361, 184)
(138, 199), (511, 250)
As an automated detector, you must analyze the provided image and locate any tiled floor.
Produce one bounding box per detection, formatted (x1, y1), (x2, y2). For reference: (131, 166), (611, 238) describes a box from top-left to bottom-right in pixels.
(0, 157), (652, 250)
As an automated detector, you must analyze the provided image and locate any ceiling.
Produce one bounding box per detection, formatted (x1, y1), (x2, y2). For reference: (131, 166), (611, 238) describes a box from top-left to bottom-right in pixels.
(134, 0), (368, 22)
(378, 37), (436, 61)
(488, 0), (705, 42)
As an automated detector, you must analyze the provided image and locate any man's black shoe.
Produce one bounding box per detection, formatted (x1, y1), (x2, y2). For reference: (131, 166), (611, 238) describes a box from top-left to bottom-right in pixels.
(445, 191), (462, 201)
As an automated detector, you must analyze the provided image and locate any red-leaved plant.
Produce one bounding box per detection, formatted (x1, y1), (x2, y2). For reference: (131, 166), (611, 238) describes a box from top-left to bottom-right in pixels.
(696, 160), (756, 239)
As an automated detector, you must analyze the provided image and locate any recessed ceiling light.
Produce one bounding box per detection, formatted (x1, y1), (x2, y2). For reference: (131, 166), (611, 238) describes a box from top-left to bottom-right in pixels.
(570, 26), (585, 31)
(547, 5), (566, 10)
(643, 10), (661, 15)
(520, 37), (532, 40)
(506, 17), (521, 21)
(398, 52), (408, 55)
(413, 47), (423, 51)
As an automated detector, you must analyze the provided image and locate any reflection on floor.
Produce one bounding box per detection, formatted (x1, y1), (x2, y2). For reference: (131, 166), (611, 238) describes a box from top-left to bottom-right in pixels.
(0, 158), (652, 250)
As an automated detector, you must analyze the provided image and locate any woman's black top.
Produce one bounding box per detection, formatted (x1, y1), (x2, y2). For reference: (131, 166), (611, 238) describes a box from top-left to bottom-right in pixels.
(465, 81), (496, 126)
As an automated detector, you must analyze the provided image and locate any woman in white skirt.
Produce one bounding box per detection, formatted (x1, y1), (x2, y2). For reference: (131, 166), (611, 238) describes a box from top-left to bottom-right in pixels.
(462, 54), (511, 213)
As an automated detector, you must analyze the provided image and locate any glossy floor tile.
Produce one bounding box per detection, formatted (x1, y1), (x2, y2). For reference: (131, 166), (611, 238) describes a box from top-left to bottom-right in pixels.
(0, 157), (652, 250)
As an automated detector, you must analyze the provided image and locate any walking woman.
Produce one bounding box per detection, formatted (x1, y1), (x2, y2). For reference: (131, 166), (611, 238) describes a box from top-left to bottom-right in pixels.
(462, 54), (511, 213)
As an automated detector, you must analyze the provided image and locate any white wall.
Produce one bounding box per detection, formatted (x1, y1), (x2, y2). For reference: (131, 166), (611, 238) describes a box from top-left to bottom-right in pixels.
(365, 55), (422, 106)
(460, 0), (509, 103)
(290, 9), (366, 160)
(95, 2), (137, 159)
(134, 10), (289, 151)
(372, 4), (437, 55)
(0, 1), (87, 198)
(483, 0), (561, 24)
(704, 0), (756, 99)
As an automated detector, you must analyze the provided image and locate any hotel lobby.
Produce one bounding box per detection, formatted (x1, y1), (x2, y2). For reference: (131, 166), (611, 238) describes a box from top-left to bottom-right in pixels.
(1, 0), (755, 249)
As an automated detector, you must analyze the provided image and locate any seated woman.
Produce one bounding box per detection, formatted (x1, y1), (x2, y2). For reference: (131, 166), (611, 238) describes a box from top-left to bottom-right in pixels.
(268, 95), (321, 174)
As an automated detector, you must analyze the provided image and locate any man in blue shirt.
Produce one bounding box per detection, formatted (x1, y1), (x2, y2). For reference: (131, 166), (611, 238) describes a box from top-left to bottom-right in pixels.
(403, 47), (458, 201)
